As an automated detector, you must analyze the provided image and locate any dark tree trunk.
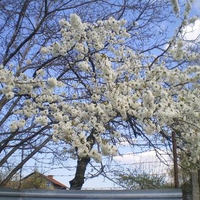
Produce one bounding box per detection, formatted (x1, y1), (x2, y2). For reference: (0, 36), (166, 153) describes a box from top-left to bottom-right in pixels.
(69, 156), (90, 190)
(70, 131), (95, 190)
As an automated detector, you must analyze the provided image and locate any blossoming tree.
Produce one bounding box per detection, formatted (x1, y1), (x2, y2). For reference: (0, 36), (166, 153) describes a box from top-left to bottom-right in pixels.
(0, 0), (199, 189)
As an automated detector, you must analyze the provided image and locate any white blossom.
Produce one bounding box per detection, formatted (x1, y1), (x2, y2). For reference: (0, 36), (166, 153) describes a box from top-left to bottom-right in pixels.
(170, 0), (180, 16)
(40, 47), (49, 54)
(70, 13), (84, 31)
(2, 13), (200, 166)
(9, 122), (18, 132)
(5, 91), (14, 99)
(47, 77), (57, 87)
(89, 149), (102, 163)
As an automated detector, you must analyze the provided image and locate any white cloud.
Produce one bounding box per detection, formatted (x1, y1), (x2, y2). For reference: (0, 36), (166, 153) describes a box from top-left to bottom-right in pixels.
(183, 18), (200, 41)
(114, 150), (172, 174)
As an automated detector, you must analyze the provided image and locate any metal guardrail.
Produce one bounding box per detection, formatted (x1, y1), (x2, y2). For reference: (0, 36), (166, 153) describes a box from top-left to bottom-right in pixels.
(0, 188), (182, 200)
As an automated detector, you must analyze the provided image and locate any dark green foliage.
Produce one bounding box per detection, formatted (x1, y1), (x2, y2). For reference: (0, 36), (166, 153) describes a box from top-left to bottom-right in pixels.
(114, 169), (173, 190)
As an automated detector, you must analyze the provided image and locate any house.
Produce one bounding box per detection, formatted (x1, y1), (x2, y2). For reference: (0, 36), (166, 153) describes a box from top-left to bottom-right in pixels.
(21, 171), (67, 190)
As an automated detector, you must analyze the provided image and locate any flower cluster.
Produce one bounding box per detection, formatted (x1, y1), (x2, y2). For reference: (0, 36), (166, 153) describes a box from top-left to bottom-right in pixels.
(1, 14), (200, 166)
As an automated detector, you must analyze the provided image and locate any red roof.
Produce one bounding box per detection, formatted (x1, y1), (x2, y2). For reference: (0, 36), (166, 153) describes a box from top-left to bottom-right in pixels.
(44, 175), (67, 189)
(23, 171), (68, 189)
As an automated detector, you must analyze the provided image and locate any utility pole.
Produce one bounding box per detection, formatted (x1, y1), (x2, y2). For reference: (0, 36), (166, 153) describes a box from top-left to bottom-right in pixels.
(172, 131), (179, 188)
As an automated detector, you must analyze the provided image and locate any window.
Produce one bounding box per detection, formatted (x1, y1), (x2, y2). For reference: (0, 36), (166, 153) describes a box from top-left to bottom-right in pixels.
(46, 181), (52, 188)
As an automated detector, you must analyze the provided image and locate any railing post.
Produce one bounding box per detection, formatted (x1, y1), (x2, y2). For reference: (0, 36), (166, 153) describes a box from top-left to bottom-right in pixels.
(192, 170), (200, 200)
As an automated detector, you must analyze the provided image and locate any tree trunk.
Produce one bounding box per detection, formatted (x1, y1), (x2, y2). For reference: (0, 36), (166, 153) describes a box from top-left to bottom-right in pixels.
(70, 132), (95, 190)
(69, 156), (90, 190)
